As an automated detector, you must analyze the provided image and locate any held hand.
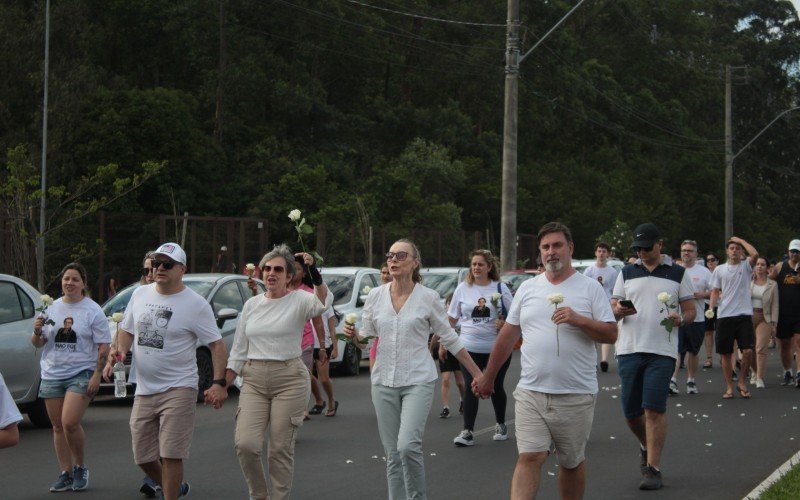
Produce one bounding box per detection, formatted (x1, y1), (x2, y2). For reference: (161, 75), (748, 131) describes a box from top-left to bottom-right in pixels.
(33, 316), (44, 333)
(204, 385), (228, 409)
(471, 375), (494, 399)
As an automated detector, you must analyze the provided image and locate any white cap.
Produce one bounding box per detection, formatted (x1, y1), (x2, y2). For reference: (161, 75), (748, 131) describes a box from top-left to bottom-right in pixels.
(220, 246), (228, 251)
(790, 239), (800, 252)
(153, 242), (187, 265)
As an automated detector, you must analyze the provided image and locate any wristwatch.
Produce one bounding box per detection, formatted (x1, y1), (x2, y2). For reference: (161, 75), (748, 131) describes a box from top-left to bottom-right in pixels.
(212, 378), (227, 387)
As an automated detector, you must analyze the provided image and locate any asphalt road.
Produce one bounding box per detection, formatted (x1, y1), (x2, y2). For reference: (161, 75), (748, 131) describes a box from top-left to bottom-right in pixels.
(4, 349), (800, 499)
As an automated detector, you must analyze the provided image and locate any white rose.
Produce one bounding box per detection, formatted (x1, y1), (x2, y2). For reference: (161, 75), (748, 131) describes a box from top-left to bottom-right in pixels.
(492, 293), (502, 302)
(345, 313), (358, 325)
(657, 292), (672, 304)
(288, 209), (302, 222)
(705, 309), (715, 319)
(362, 286), (371, 295)
(245, 263), (256, 271)
(111, 312), (124, 323)
(40, 294), (54, 307)
(547, 293), (565, 305)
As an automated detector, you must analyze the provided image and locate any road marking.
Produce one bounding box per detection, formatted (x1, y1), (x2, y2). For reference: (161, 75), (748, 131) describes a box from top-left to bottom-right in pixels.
(472, 419), (515, 437)
(742, 449), (800, 499)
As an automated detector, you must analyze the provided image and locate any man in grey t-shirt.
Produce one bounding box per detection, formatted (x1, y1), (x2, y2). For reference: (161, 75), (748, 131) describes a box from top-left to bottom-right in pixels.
(583, 242), (618, 373)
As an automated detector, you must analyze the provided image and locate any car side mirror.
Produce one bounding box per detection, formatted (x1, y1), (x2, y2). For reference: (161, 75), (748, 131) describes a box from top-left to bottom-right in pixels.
(357, 294), (368, 307)
(216, 307), (239, 328)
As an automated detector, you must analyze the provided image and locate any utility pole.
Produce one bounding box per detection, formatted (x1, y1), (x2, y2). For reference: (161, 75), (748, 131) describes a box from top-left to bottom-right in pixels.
(724, 64), (733, 241)
(38, 0), (51, 291)
(500, 0), (520, 271)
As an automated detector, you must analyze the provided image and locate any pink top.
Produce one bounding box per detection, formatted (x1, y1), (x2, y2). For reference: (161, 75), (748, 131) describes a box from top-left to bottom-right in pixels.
(297, 284), (315, 350)
(369, 337), (380, 360)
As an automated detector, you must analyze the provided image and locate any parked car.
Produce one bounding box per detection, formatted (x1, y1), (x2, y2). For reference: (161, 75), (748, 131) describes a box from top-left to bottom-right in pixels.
(321, 267), (381, 376)
(0, 274), (50, 427)
(501, 269), (539, 295)
(419, 267), (469, 302)
(100, 274), (265, 400)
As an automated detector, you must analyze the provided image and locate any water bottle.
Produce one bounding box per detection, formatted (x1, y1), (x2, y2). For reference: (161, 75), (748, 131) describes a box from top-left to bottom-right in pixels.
(113, 360), (127, 398)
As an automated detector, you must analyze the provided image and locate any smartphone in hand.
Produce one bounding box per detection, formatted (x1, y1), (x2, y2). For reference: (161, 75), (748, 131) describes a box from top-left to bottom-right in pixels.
(619, 300), (636, 313)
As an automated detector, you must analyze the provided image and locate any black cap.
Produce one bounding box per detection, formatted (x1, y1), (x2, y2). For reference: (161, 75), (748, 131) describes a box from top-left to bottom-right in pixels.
(630, 223), (662, 249)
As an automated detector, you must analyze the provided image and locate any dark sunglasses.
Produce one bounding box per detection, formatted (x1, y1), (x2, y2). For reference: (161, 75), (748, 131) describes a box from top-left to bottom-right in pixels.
(706, 257), (718, 262)
(152, 260), (177, 270)
(790, 249), (800, 254)
(262, 265), (285, 273)
(634, 246), (654, 253)
(386, 251), (410, 262)
(141, 267), (153, 276)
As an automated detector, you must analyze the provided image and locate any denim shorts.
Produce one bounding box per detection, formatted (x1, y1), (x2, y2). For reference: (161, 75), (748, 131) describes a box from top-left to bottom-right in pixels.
(617, 354), (675, 419)
(39, 369), (94, 399)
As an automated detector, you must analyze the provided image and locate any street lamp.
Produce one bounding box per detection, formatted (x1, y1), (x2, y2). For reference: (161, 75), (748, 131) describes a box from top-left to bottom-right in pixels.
(38, 0), (51, 291)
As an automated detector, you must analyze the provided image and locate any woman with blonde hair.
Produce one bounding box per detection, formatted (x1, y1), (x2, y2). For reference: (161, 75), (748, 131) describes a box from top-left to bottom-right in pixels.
(345, 239), (482, 499)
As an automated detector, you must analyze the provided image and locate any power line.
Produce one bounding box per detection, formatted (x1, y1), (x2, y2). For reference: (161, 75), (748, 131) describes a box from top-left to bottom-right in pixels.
(344, 0), (506, 27)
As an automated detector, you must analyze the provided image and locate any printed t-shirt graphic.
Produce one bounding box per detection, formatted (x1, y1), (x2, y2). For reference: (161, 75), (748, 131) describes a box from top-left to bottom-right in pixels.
(137, 306), (174, 350)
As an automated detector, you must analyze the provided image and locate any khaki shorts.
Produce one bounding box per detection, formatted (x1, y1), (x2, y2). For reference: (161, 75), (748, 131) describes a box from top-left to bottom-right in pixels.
(514, 387), (596, 469)
(130, 387), (198, 464)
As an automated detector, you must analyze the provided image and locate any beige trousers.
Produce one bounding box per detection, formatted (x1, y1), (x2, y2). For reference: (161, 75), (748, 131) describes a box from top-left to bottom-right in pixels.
(234, 358), (310, 500)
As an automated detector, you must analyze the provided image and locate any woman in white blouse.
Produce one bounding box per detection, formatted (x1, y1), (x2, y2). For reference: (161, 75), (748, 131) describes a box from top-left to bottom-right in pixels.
(223, 245), (331, 500)
(750, 257), (778, 388)
(345, 239), (482, 499)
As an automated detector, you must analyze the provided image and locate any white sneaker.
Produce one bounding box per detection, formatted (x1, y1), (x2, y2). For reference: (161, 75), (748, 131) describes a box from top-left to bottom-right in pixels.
(749, 372), (757, 385)
(493, 423), (509, 441)
(756, 379), (765, 388)
(669, 380), (679, 395)
(453, 429), (474, 447)
(686, 381), (698, 394)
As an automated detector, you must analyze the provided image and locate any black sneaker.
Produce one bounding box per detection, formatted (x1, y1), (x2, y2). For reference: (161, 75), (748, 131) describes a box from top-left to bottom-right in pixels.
(781, 371), (793, 386)
(439, 407), (450, 419)
(639, 466), (663, 490)
(140, 476), (160, 497)
(600, 361), (609, 373)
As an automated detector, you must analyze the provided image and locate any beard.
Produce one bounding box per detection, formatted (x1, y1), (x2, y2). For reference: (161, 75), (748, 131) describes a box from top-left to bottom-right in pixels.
(545, 260), (563, 272)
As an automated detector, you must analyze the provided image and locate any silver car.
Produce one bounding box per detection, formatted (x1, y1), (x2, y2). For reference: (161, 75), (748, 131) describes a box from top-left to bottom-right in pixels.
(419, 267), (469, 303)
(101, 274), (265, 400)
(322, 267), (381, 376)
(0, 274), (50, 427)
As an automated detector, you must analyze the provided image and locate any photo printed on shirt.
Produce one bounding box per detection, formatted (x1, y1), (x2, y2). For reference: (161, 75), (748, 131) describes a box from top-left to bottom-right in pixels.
(137, 304), (173, 350)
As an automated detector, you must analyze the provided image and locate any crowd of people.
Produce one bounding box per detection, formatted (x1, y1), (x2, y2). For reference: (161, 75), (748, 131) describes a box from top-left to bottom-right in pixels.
(1, 224), (799, 500)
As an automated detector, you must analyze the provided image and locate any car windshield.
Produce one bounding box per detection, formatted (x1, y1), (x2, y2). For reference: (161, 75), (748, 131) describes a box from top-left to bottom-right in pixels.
(323, 274), (354, 306)
(102, 284), (139, 316)
(421, 273), (459, 299)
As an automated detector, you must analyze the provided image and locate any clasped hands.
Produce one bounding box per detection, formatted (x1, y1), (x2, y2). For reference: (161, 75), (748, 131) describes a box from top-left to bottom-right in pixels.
(203, 368), (235, 410)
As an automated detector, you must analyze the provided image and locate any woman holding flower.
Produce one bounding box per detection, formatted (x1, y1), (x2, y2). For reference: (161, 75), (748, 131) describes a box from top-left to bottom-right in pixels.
(31, 262), (111, 492)
(345, 239), (482, 499)
(223, 245), (330, 500)
(446, 249), (514, 446)
(369, 263), (393, 372)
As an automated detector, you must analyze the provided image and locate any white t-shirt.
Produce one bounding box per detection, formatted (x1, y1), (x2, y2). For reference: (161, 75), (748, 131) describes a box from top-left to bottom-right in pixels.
(506, 272), (615, 394)
(710, 260), (754, 318)
(583, 264), (619, 300)
(612, 256), (694, 360)
(39, 297), (111, 380)
(447, 281), (513, 353)
(684, 264), (712, 322)
(227, 290), (332, 374)
(0, 372), (23, 429)
(313, 306), (336, 349)
(121, 284), (221, 396)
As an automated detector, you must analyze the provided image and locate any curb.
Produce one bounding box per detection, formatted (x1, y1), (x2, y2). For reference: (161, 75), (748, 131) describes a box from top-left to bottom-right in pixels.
(743, 449), (800, 499)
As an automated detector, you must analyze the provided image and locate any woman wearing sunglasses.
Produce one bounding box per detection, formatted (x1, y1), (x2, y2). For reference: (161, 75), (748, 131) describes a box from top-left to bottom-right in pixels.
(223, 245), (331, 500)
(344, 239), (482, 499)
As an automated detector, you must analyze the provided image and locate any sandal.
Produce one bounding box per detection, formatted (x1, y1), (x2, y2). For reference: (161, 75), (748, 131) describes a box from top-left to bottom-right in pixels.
(325, 401), (339, 417)
(737, 387), (751, 399)
(722, 391), (734, 399)
(309, 402), (326, 415)
(703, 357), (712, 369)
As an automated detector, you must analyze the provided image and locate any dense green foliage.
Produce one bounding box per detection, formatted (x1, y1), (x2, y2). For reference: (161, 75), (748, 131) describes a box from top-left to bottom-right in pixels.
(2, 0), (798, 279)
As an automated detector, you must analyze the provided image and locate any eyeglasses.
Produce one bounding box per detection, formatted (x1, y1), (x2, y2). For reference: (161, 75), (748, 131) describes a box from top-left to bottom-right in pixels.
(386, 251), (410, 262)
(262, 265), (285, 273)
(634, 246), (654, 253)
(152, 260), (177, 270)
(706, 257), (718, 262)
(141, 267), (153, 276)
(681, 248), (696, 253)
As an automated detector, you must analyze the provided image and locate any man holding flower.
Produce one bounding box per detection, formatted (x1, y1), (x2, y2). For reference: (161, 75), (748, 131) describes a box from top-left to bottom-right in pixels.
(472, 222), (617, 500)
(611, 223), (695, 491)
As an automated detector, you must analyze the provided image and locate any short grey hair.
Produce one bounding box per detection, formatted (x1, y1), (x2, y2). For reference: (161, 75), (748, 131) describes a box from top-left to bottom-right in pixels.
(259, 244), (296, 277)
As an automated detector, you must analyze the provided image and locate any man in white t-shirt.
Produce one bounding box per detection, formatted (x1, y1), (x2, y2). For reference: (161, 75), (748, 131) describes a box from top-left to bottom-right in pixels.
(669, 240), (712, 395)
(473, 222), (617, 499)
(709, 236), (758, 399)
(611, 223), (695, 491)
(0, 372), (23, 448)
(107, 243), (228, 500)
(583, 241), (619, 373)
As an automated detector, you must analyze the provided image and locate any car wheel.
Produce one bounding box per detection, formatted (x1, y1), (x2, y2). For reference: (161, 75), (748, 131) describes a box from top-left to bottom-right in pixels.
(196, 348), (213, 402)
(339, 343), (361, 376)
(27, 397), (52, 428)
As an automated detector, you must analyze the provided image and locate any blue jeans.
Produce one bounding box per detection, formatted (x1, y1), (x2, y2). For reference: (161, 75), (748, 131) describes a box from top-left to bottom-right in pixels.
(617, 353), (675, 419)
(39, 369), (93, 398)
(371, 382), (435, 500)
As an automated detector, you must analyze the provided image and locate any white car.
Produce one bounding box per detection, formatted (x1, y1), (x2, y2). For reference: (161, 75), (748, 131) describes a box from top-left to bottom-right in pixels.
(0, 274), (50, 427)
(321, 267), (381, 376)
